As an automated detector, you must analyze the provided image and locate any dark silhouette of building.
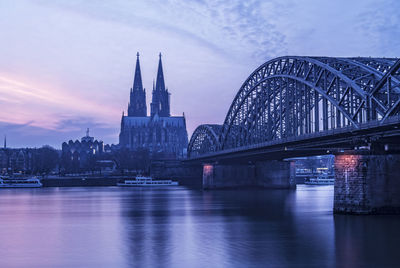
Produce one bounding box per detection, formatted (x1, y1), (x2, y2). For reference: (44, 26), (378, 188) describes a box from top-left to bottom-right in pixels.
(61, 129), (104, 173)
(0, 141), (33, 174)
(0, 139), (59, 175)
(151, 53), (170, 117)
(128, 52), (147, 117)
(119, 53), (188, 158)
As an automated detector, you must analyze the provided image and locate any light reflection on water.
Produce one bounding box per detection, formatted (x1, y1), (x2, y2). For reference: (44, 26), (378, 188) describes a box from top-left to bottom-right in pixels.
(0, 185), (399, 267)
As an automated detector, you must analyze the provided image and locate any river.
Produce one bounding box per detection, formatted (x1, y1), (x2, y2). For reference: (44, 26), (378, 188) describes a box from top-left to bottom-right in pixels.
(0, 185), (399, 267)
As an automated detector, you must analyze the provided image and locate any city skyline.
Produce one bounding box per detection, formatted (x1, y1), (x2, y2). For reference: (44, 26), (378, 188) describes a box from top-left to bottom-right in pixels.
(1, 0), (399, 148)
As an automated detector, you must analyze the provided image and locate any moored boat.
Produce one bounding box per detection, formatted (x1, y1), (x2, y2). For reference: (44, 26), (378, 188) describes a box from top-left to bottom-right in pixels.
(0, 177), (43, 188)
(117, 176), (179, 186)
(304, 174), (335, 185)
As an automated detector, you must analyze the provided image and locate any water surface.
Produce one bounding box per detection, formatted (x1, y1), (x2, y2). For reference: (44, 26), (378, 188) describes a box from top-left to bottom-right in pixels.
(0, 185), (399, 267)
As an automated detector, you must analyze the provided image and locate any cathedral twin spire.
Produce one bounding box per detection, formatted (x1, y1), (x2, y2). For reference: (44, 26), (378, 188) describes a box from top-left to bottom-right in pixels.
(128, 52), (147, 117)
(151, 53), (170, 117)
(155, 53), (165, 92)
(127, 52), (170, 117)
(132, 52), (143, 91)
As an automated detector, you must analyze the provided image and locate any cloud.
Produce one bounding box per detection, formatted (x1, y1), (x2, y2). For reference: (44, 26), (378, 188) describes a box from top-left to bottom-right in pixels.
(0, 116), (119, 149)
(31, 0), (289, 63)
(356, 0), (400, 56)
(0, 74), (119, 129)
(147, 0), (290, 61)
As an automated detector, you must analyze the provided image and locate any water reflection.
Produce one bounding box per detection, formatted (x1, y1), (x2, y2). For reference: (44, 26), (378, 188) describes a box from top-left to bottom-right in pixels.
(0, 186), (399, 267)
(334, 214), (400, 268)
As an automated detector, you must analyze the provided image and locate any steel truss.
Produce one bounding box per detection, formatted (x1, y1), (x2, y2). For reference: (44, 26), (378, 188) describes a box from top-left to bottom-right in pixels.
(188, 56), (400, 156)
(187, 124), (222, 158)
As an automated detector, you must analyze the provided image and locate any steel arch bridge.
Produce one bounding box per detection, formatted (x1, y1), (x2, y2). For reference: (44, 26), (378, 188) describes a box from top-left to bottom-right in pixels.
(188, 56), (400, 158)
(188, 124), (222, 158)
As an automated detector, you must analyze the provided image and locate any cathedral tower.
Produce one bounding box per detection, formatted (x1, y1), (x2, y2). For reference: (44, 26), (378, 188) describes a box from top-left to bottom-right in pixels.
(128, 52), (147, 117)
(151, 53), (170, 117)
(120, 53), (187, 158)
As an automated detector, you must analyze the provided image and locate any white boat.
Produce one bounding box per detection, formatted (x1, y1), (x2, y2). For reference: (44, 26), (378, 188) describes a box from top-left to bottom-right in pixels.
(304, 174), (335, 185)
(117, 176), (179, 186)
(0, 177), (43, 188)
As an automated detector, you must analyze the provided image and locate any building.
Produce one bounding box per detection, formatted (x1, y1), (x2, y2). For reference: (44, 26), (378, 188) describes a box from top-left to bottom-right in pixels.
(119, 53), (188, 159)
(0, 137), (59, 175)
(0, 149), (32, 174)
(61, 129), (104, 173)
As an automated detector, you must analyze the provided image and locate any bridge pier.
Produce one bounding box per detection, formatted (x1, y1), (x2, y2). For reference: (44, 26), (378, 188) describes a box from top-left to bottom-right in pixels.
(202, 160), (295, 189)
(202, 163), (256, 189)
(255, 160), (296, 189)
(334, 152), (400, 214)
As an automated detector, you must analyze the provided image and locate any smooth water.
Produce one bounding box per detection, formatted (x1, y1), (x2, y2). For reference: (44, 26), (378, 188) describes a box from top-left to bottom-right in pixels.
(0, 185), (399, 268)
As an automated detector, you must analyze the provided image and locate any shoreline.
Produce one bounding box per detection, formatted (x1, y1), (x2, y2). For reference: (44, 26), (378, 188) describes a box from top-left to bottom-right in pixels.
(41, 176), (202, 187)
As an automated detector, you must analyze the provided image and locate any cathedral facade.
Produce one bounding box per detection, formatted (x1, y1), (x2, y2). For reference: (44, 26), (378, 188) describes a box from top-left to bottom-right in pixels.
(119, 53), (188, 159)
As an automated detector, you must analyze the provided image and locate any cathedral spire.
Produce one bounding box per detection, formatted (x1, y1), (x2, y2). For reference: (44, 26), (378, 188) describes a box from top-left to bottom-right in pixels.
(128, 52), (147, 117)
(155, 52), (165, 92)
(151, 53), (170, 117)
(133, 52), (143, 91)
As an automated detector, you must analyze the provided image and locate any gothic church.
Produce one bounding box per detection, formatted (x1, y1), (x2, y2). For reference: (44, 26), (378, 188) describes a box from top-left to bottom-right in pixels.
(119, 53), (188, 158)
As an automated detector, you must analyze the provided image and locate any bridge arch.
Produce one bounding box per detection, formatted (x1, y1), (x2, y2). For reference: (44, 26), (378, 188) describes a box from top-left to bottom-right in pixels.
(188, 124), (222, 158)
(187, 56), (400, 156)
(220, 56), (400, 150)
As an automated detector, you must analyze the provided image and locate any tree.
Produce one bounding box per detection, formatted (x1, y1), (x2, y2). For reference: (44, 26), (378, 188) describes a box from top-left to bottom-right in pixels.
(33, 146), (59, 175)
(114, 147), (150, 174)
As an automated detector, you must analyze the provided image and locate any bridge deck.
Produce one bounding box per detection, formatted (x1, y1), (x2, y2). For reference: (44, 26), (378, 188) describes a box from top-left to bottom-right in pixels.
(186, 114), (400, 163)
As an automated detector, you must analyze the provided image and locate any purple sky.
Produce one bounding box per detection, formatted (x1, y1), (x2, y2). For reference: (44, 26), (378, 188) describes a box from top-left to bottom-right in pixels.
(0, 0), (399, 148)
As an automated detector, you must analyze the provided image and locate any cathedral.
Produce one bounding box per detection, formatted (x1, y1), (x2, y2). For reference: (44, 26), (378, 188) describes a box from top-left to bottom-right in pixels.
(119, 53), (188, 159)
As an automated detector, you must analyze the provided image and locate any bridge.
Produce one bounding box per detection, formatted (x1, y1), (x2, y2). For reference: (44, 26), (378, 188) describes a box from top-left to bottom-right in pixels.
(186, 56), (400, 214)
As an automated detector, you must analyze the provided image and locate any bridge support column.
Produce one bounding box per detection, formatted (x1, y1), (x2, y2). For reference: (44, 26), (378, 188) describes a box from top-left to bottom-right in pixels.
(255, 160), (296, 189)
(202, 163), (256, 189)
(202, 160), (296, 189)
(334, 153), (400, 214)
(150, 161), (203, 187)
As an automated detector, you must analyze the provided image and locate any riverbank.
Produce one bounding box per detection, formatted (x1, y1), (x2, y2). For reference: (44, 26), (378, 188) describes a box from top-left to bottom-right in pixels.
(42, 175), (202, 187)
(42, 177), (119, 187)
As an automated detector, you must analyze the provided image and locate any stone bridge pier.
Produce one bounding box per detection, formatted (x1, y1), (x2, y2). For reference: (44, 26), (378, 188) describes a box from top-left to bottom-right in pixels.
(334, 152), (400, 214)
(202, 160), (296, 190)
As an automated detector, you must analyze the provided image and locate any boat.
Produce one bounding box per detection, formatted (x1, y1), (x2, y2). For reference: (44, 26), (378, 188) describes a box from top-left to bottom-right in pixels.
(304, 174), (335, 185)
(117, 176), (179, 186)
(0, 177), (43, 188)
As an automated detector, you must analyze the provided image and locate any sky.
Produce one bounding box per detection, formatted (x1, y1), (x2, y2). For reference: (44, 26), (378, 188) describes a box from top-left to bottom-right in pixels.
(0, 0), (399, 148)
